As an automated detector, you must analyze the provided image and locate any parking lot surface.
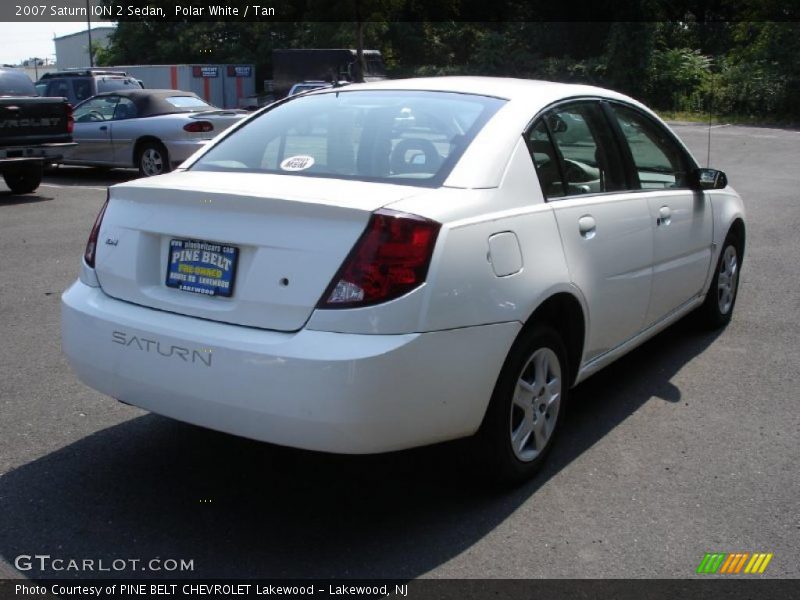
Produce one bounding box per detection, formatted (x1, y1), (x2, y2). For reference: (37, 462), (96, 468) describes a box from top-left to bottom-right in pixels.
(1, 125), (798, 578)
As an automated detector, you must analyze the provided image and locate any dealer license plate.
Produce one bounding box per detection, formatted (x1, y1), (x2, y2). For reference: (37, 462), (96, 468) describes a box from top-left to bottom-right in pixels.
(165, 239), (238, 298)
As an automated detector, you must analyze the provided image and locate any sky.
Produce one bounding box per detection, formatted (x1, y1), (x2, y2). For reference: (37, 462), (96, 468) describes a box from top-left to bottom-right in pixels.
(0, 22), (115, 66)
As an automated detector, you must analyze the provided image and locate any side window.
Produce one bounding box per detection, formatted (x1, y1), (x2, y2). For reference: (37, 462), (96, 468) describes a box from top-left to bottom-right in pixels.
(526, 119), (565, 198)
(73, 96), (118, 123)
(526, 102), (626, 199)
(46, 80), (71, 101)
(610, 104), (691, 189)
(113, 97), (137, 120)
(73, 79), (92, 103)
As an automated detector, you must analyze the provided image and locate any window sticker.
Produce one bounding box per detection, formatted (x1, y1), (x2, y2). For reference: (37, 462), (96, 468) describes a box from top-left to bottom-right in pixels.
(280, 155), (315, 171)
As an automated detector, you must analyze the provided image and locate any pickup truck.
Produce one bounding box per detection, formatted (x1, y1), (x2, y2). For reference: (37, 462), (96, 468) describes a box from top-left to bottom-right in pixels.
(0, 67), (75, 194)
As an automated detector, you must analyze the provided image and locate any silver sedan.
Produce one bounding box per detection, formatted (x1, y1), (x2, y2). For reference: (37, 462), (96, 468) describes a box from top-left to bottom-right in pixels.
(64, 89), (247, 176)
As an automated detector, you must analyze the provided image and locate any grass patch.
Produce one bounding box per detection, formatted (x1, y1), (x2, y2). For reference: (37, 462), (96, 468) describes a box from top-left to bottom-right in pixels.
(657, 110), (799, 128)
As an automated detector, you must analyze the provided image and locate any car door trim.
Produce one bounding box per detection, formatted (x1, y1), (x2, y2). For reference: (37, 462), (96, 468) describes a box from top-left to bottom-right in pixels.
(575, 292), (704, 384)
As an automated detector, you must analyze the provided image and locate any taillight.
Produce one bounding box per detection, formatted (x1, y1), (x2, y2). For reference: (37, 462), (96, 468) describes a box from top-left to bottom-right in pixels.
(318, 209), (441, 308)
(84, 193), (109, 268)
(183, 121), (214, 133)
(66, 103), (74, 134)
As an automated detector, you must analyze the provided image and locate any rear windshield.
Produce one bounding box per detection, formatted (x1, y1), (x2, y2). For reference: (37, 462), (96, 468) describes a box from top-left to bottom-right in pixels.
(191, 90), (506, 186)
(96, 78), (141, 93)
(165, 96), (213, 110)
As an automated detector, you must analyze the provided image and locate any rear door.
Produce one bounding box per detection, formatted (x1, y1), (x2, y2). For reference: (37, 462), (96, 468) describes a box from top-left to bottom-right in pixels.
(607, 103), (713, 326)
(527, 100), (654, 361)
(71, 96), (117, 163)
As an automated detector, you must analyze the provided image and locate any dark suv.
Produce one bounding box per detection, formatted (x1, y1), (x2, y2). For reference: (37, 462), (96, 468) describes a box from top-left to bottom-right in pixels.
(37, 69), (143, 105)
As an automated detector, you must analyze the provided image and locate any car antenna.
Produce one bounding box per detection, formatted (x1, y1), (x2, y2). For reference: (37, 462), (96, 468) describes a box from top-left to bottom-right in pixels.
(706, 70), (714, 168)
(706, 109), (713, 168)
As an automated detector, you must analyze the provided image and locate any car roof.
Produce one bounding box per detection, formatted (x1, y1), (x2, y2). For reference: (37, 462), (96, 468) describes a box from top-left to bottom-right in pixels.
(86, 89), (209, 117)
(39, 70), (132, 79)
(335, 76), (634, 106)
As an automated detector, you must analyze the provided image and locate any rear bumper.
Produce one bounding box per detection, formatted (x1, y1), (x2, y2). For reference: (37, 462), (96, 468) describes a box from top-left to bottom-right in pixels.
(0, 142), (76, 164)
(164, 139), (209, 166)
(61, 281), (519, 453)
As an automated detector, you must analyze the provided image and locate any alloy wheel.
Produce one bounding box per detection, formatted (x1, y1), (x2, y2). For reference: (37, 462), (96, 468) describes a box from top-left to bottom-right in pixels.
(509, 347), (562, 462)
(717, 245), (739, 315)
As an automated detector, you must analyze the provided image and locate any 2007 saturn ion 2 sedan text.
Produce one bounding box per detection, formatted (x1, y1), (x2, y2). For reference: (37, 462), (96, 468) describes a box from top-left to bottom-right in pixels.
(62, 77), (745, 482)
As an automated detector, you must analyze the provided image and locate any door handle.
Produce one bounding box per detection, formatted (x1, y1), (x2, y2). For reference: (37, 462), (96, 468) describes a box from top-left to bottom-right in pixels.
(657, 205), (672, 226)
(99, 125), (108, 131)
(578, 215), (596, 239)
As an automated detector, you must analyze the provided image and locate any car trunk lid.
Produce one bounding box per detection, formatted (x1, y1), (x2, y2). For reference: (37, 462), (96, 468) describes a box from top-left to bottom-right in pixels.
(93, 170), (422, 331)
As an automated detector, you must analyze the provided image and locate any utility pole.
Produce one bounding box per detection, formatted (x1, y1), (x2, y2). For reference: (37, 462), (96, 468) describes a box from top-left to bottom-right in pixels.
(86, 0), (93, 67)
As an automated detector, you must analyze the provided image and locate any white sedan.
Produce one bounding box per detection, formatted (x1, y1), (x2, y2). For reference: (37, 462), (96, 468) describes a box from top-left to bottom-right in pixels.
(61, 77), (745, 482)
(63, 89), (247, 176)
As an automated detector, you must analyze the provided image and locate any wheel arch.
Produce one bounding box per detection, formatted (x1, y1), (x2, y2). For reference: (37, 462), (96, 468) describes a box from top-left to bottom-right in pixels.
(132, 135), (165, 167)
(518, 290), (587, 388)
(728, 217), (746, 264)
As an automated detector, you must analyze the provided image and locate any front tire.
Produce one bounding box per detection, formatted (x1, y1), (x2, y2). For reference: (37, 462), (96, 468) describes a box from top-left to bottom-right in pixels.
(475, 325), (569, 484)
(3, 163), (43, 194)
(137, 141), (170, 177)
(697, 233), (741, 329)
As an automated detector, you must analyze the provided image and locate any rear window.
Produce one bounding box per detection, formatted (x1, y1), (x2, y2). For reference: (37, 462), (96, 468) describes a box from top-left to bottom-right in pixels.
(191, 90), (505, 186)
(96, 78), (141, 93)
(164, 96), (213, 110)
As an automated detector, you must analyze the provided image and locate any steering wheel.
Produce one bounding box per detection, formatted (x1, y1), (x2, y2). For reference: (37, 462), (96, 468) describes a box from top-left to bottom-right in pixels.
(390, 139), (442, 175)
(79, 110), (106, 123)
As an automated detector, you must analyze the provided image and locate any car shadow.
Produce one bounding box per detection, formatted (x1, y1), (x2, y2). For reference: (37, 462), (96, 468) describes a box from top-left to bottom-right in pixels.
(0, 191), (54, 205)
(0, 317), (720, 579)
(43, 166), (139, 187)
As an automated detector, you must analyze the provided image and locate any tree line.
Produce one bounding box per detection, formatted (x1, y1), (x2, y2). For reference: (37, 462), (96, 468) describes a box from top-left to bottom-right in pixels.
(98, 2), (800, 121)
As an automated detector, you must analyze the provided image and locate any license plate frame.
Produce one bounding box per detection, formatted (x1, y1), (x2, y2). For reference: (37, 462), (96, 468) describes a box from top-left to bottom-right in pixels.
(165, 238), (239, 298)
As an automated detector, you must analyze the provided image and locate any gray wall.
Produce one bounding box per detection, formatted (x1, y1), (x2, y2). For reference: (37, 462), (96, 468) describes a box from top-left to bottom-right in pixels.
(54, 27), (114, 70)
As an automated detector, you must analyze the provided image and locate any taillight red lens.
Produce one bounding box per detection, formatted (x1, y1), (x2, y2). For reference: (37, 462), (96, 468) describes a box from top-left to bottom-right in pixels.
(66, 103), (74, 134)
(318, 209), (441, 308)
(183, 121), (214, 133)
(84, 194), (109, 268)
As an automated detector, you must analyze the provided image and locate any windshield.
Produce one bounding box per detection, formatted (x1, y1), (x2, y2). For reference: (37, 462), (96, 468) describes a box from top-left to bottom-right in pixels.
(191, 90), (505, 186)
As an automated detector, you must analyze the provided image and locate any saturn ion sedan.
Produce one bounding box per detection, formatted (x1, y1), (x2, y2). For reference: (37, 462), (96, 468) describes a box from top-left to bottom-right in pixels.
(61, 77), (745, 482)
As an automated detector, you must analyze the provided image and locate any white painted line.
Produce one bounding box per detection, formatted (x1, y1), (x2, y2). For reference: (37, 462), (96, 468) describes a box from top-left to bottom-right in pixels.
(41, 183), (108, 191)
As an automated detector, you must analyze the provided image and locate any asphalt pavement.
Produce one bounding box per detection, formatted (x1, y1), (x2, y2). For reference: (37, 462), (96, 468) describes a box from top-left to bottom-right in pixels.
(0, 125), (798, 579)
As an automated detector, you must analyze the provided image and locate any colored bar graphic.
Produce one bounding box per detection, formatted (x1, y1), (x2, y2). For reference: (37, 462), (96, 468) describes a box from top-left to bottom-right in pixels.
(759, 553), (773, 573)
(697, 553), (712, 573)
(719, 554), (736, 573)
(698, 552), (773, 574)
(733, 553), (749, 573)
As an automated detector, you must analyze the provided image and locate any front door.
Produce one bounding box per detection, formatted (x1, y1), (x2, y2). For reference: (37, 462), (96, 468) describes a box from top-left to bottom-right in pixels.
(607, 103), (713, 326)
(71, 96), (118, 164)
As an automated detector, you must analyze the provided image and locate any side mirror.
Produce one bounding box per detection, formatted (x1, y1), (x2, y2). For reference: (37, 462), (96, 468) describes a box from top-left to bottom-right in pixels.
(691, 168), (727, 190)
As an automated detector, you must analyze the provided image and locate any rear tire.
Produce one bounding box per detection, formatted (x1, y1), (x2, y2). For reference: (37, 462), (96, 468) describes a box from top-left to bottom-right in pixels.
(3, 163), (43, 194)
(697, 232), (741, 329)
(137, 141), (170, 177)
(474, 325), (569, 485)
